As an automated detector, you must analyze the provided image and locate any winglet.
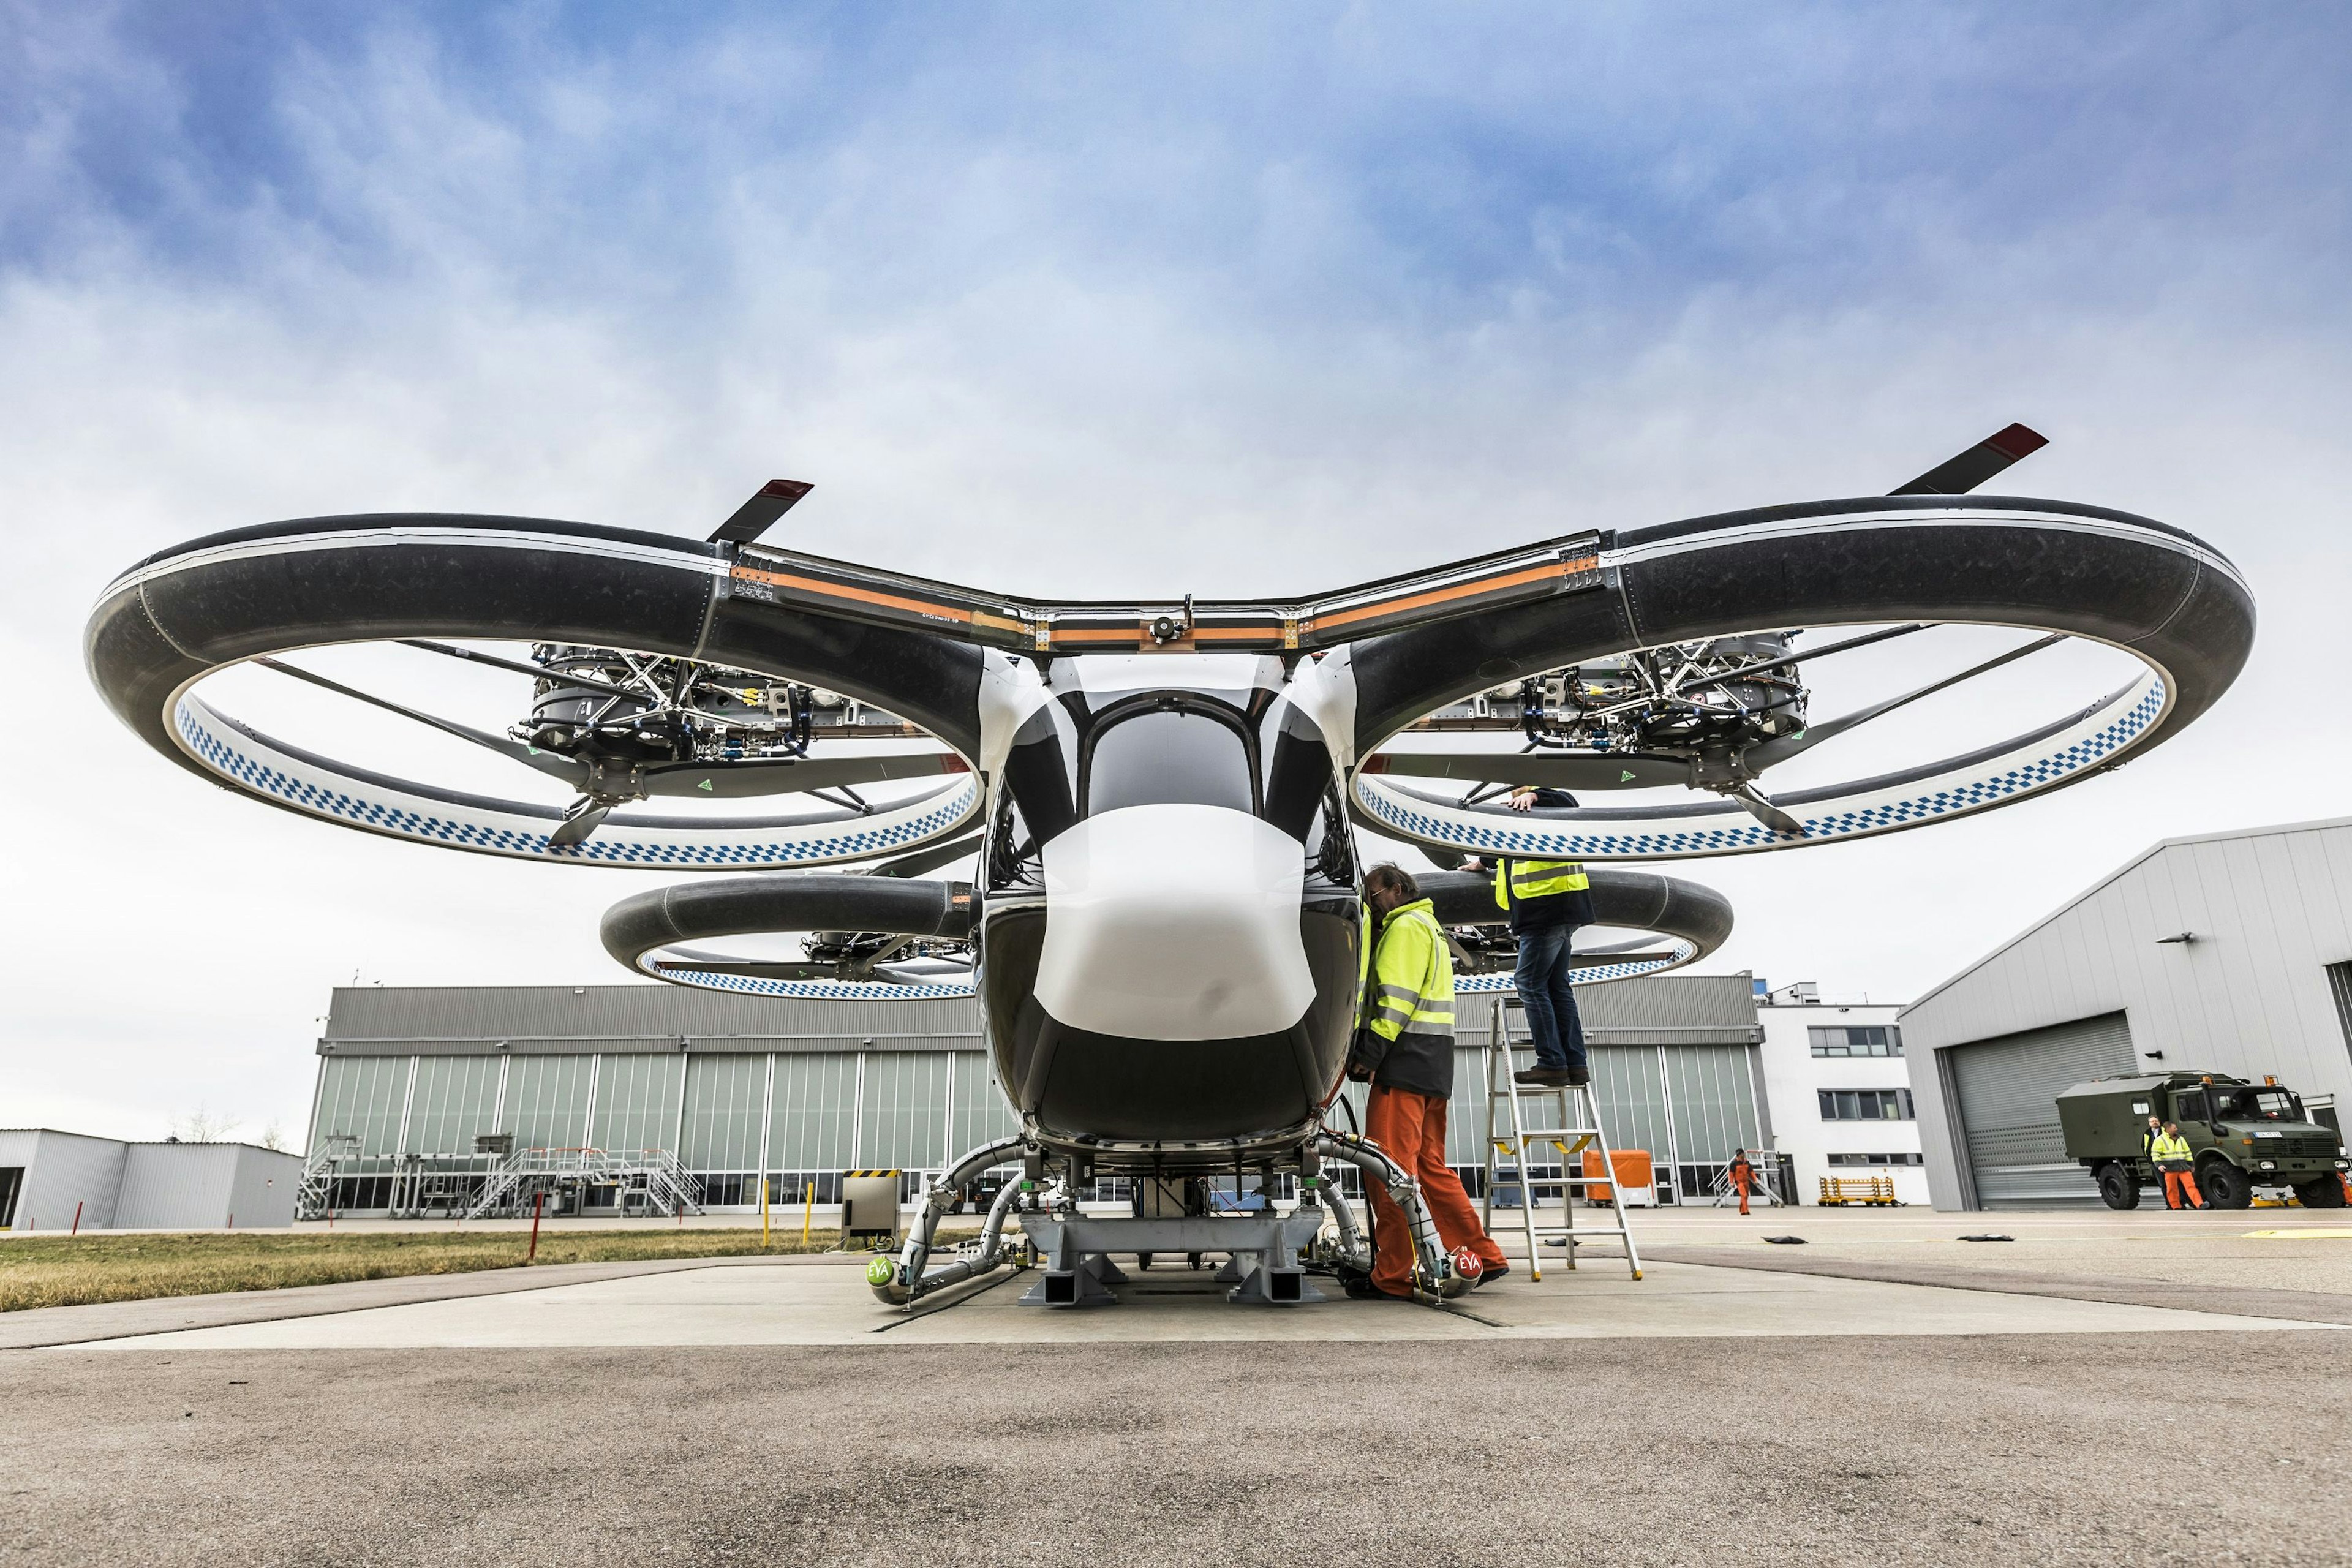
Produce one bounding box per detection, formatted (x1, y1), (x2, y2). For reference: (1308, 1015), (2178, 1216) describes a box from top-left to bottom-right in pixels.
(710, 479), (815, 543)
(1890, 424), (2048, 496)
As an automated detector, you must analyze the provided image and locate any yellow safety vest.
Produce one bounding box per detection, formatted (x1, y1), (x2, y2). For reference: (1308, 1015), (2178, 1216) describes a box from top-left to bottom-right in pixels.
(1361, 899), (1456, 1046)
(1492, 858), (1590, 911)
(2150, 1131), (2193, 1165)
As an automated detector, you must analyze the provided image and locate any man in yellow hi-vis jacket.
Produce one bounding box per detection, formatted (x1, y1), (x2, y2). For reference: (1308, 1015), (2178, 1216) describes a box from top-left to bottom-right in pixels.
(1469, 785), (1596, 1088)
(1349, 864), (1509, 1299)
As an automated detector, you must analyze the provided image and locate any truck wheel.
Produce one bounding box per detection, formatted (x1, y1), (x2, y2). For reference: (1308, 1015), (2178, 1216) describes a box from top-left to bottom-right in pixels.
(2294, 1177), (2348, 1209)
(2199, 1158), (2253, 1210)
(2097, 1163), (2141, 1210)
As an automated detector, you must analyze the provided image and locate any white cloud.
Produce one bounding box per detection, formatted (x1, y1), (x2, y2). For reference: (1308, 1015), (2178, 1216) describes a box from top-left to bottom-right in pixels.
(2, 7), (2346, 1139)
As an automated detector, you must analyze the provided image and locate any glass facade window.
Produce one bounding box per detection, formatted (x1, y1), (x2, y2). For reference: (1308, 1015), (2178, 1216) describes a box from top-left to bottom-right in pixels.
(1818, 1088), (1915, 1121)
(1808, 1025), (1902, 1057)
(769, 1054), (859, 1173)
(590, 1055), (686, 1154)
(404, 1056), (502, 1156)
(505, 1055), (597, 1150)
(681, 1054), (767, 1171)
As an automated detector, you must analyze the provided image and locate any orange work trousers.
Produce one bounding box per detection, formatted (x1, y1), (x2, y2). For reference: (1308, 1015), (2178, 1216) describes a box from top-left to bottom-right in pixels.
(1729, 1167), (1753, 1216)
(1364, 1084), (1507, 1297)
(2162, 1168), (2203, 1209)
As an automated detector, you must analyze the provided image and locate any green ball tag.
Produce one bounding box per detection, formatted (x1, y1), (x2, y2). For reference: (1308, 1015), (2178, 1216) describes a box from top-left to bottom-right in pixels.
(865, 1257), (897, 1287)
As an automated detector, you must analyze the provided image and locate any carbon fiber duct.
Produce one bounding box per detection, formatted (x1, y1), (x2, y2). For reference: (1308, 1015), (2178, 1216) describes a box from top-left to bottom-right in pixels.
(1344, 494), (2254, 763)
(601, 873), (973, 976)
(1412, 866), (1734, 958)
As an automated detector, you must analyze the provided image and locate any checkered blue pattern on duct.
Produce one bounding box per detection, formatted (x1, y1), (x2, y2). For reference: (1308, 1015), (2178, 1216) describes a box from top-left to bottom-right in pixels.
(647, 961), (977, 1001)
(1356, 677), (2165, 858)
(176, 701), (979, 867)
(1457, 943), (1691, 991)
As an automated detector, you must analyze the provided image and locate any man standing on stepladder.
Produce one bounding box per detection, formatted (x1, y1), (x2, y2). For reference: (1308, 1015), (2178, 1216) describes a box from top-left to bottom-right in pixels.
(1469, 786), (1596, 1089)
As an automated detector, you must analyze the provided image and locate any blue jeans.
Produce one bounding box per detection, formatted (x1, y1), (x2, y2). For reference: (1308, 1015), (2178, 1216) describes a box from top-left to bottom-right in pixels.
(1513, 924), (1587, 1070)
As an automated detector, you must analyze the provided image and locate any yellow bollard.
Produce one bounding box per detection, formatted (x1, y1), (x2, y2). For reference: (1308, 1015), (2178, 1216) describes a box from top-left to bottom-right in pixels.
(802, 1181), (814, 1247)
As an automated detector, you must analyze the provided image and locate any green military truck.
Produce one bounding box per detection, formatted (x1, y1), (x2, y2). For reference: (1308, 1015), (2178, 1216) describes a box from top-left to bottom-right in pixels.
(2058, 1071), (2350, 1210)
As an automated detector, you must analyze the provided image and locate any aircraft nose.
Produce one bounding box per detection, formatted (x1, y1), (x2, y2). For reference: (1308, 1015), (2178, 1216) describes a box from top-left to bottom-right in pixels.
(1033, 804), (1317, 1042)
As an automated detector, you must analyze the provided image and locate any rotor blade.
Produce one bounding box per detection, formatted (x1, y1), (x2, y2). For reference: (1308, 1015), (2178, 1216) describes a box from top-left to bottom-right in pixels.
(1748, 633), (2068, 769)
(710, 478), (815, 544)
(862, 833), (986, 879)
(1891, 423), (2048, 496)
(254, 657), (588, 786)
(548, 799), (613, 848)
(1728, 785), (1805, 837)
(1363, 750), (1689, 791)
(639, 752), (962, 799)
(394, 639), (638, 699)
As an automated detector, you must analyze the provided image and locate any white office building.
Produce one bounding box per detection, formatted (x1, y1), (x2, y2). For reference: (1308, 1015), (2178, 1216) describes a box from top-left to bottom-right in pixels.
(1755, 982), (1925, 1205)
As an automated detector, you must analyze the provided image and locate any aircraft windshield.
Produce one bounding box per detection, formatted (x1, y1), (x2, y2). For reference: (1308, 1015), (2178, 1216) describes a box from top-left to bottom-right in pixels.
(1084, 709), (1256, 816)
(2212, 1087), (2301, 1121)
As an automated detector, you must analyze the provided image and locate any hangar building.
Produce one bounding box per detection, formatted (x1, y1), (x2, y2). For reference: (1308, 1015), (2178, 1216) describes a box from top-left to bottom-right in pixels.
(0, 1129), (303, 1231)
(1902, 817), (2352, 1209)
(300, 974), (1772, 1216)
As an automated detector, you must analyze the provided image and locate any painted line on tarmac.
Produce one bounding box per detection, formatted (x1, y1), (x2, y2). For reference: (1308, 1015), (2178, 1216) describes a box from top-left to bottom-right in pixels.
(2244, 1229), (2352, 1239)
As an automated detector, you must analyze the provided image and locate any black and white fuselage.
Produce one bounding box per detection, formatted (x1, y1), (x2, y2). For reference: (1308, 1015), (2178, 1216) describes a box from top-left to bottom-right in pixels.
(970, 652), (1362, 1161)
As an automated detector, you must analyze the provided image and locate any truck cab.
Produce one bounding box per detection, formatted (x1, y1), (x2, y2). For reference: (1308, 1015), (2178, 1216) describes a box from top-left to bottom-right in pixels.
(2057, 1071), (2350, 1210)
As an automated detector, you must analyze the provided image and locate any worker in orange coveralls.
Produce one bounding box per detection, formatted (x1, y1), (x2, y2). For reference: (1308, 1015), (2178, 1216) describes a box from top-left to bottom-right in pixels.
(1726, 1151), (1756, 1216)
(1346, 864), (1510, 1300)
(2150, 1122), (2205, 1210)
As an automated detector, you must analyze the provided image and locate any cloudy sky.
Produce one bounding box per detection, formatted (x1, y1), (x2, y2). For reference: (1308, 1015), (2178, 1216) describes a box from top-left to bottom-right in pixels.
(4, 4), (2347, 1145)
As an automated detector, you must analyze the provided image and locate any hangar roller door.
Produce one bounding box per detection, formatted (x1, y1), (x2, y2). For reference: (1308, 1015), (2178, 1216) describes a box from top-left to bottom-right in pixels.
(1948, 1012), (2135, 1208)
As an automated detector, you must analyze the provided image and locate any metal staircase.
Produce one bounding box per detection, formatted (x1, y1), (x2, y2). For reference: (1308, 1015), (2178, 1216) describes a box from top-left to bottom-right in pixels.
(293, 1134), (360, 1222)
(465, 1146), (705, 1219)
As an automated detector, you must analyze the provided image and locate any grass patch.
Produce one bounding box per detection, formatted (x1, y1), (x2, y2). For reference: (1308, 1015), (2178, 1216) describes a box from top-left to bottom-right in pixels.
(0, 1228), (871, 1313)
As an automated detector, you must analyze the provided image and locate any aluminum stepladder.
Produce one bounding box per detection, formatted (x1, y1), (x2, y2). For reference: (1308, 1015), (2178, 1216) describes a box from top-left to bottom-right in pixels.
(1480, 997), (1643, 1282)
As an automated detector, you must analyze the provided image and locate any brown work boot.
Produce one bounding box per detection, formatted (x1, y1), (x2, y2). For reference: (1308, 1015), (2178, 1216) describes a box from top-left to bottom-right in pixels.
(1515, 1066), (1573, 1087)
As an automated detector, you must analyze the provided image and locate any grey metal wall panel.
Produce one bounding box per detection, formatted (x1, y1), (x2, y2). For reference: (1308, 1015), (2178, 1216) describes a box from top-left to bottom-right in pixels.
(115, 1144), (241, 1228)
(323, 985), (985, 1048)
(681, 1054), (767, 1172)
(1949, 1012), (2133, 1208)
(10, 1130), (128, 1231)
(225, 1147), (303, 1227)
(1905, 817), (2352, 1209)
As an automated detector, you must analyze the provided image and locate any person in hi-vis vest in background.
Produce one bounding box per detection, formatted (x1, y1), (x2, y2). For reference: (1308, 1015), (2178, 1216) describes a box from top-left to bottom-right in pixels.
(1468, 786), (1596, 1088)
(2150, 1121), (2205, 1210)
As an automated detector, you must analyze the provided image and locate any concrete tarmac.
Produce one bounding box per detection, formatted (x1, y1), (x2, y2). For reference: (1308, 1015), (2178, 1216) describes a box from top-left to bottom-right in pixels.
(11, 1209), (2352, 1565)
(10, 1331), (2351, 1566)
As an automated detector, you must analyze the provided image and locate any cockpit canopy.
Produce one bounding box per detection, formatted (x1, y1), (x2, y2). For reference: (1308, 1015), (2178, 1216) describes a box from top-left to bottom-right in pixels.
(988, 686), (1351, 890)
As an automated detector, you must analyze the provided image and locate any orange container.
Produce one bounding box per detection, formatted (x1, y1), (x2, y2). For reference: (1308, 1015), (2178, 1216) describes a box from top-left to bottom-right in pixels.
(1581, 1147), (1653, 1203)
